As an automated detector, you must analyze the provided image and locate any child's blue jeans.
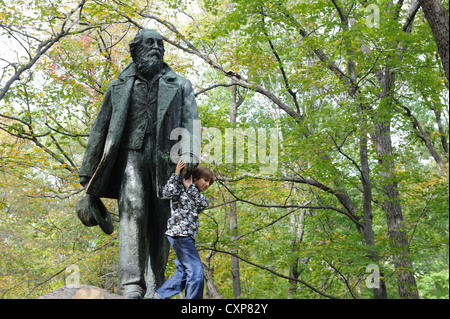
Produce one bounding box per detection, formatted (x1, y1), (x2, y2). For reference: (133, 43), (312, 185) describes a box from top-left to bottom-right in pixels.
(154, 236), (204, 299)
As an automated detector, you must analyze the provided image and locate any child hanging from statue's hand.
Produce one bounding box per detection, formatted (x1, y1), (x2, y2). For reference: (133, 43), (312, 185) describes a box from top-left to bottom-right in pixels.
(153, 160), (214, 299)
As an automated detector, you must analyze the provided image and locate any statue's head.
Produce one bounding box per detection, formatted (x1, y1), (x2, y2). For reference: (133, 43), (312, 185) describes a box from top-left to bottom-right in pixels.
(130, 29), (165, 78)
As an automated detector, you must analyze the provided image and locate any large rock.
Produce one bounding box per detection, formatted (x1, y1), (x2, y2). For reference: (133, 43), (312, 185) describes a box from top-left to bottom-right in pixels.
(38, 285), (126, 299)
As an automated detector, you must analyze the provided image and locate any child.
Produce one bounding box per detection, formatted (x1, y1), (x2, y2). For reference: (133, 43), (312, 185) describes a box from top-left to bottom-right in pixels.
(153, 160), (214, 299)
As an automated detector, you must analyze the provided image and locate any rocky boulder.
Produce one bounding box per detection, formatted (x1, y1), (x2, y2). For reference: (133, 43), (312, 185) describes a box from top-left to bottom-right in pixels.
(38, 285), (126, 299)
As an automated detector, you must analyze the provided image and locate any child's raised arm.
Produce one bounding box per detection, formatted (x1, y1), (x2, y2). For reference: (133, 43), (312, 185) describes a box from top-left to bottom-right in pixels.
(162, 161), (185, 199)
(175, 160), (186, 176)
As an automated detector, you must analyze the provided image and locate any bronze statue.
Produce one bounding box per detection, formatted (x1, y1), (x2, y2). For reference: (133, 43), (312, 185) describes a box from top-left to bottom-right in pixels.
(76, 29), (200, 299)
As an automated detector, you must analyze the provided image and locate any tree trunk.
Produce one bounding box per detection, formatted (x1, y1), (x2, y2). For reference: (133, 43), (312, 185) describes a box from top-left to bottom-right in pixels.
(288, 210), (306, 298)
(432, 106), (449, 163)
(229, 201), (242, 298)
(359, 115), (388, 299)
(419, 0), (449, 81)
(204, 264), (223, 299)
(373, 69), (419, 299)
(229, 83), (242, 299)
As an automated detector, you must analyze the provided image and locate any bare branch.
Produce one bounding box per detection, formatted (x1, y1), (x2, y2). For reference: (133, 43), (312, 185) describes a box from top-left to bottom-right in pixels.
(216, 177), (363, 228)
(22, 240), (114, 299)
(260, 11), (302, 116)
(105, 4), (304, 122)
(0, 0), (90, 101)
(197, 246), (339, 299)
(195, 83), (236, 96)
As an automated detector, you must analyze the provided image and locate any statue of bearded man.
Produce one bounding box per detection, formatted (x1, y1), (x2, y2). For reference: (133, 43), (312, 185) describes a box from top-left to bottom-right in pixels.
(77, 29), (200, 299)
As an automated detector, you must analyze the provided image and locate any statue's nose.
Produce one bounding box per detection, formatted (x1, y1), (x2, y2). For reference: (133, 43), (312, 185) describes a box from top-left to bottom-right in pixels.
(150, 40), (159, 49)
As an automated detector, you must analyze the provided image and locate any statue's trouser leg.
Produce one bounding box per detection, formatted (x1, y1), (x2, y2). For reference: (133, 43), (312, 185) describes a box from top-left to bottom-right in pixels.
(117, 148), (149, 298)
(117, 135), (170, 298)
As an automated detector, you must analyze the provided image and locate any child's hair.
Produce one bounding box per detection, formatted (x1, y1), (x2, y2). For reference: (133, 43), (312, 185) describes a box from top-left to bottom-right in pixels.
(192, 166), (215, 185)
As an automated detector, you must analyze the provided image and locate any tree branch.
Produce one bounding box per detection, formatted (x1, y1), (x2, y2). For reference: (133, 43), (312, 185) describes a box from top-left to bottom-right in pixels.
(217, 177), (363, 228)
(22, 240), (114, 299)
(0, 0), (89, 102)
(195, 83), (237, 96)
(197, 246), (339, 299)
(110, 5), (304, 122)
(260, 11), (302, 116)
(393, 98), (447, 171)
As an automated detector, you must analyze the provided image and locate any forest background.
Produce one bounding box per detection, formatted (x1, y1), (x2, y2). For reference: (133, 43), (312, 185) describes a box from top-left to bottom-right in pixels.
(0, 0), (448, 299)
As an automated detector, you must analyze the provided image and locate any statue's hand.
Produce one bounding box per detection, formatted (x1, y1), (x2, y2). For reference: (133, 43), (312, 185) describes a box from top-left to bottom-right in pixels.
(179, 153), (198, 178)
(79, 176), (90, 188)
(184, 162), (197, 178)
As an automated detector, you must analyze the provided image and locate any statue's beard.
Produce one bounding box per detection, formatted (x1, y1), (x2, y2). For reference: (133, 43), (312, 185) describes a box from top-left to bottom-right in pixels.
(134, 48), (163, 79)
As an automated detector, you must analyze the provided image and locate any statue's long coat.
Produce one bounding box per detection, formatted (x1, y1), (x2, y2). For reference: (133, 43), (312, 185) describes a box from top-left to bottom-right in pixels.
(79, 62), (200, 199)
